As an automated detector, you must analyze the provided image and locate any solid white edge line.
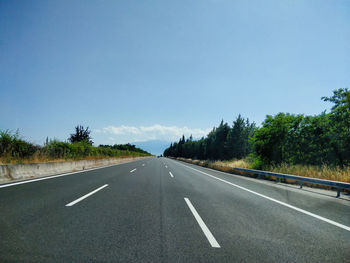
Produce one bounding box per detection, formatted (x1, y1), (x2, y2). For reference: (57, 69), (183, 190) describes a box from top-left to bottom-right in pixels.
(184, 197), (221, 248)
(169, 172), (174, 178)
(130, 168), (137, 173)
(66, 184), (108, 207)
(176, 160), (350, 232)
(0, 160), (147, 189)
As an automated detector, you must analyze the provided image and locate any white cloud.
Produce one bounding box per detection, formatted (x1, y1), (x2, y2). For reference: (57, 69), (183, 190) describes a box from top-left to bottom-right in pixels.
(94, 124), (211, 144)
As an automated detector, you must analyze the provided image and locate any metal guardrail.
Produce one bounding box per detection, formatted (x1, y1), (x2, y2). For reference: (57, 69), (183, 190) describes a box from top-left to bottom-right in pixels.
(233, 167), (350, 198)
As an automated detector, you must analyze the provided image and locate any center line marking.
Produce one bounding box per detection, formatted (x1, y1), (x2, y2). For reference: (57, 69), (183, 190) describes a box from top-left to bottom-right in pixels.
(66, 184), (108, 207)
(184, 198), (220, 248)
(169, 172), (174, 178)
(130, 168), (137, 173)
(165, 165), (168, 168)
(177, 161), (350, 232)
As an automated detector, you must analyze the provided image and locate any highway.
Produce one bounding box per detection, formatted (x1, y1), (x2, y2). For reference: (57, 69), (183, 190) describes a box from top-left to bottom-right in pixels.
(0, 157), (349, 262)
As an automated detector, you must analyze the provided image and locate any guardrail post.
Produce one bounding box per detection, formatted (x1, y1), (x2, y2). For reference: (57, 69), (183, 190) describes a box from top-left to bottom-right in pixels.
(276, 177), (279, 183)
(299, 182), (303, 189)
(336, 188), (341, 198)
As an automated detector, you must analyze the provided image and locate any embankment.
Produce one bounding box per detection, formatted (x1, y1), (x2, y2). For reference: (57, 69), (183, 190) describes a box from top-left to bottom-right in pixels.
(0, 157), (150, 184)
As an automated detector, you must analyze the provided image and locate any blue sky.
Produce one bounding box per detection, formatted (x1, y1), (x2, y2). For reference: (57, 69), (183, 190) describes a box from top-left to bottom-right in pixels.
(1, 0), (349, 151)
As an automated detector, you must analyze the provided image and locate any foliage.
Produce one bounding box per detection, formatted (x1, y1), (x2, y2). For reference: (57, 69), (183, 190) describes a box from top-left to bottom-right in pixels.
(322, 88), (350, 165)
(45, 140), (72, 159)
(43, 140), (151, 160)
(68, 125), (93, 145)
(0, 130), (151, 164)
(253, 89), (350, 166)
(98, 143), (149, 155)
(0, 130), (39, 159)
(226, 115), (256, 159)
(164, 89), (350, 168)
(164, 116), (256, 160)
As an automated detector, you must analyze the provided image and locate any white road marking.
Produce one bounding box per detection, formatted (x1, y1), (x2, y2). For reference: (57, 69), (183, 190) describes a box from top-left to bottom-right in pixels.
(66, 184), (108, 207)
(177, 161), (350, 232)
(165, 165), (168, 168)
(184, 198), (221, 248)
(130, 168), (137, 173)
(169, 172), (174, 178)
(142, 164), (145, 166)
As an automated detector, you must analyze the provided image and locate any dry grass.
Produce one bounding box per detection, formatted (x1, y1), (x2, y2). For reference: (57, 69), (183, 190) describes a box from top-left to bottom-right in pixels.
(177, 157), (350, 183)
(0, 155), (137, 165)
(269, 164), (350, 183)
(211, 159), (251, 169)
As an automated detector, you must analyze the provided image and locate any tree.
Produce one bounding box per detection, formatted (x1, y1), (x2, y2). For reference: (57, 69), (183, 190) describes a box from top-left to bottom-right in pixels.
(322, 88), (350, 165)
(253, 113), (297, 165)
(213, 120), (230, 160)
(69, 125), (93, 145)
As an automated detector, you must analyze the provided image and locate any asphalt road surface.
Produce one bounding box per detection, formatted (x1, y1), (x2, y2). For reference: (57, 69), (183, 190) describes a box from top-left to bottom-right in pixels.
(1, 157), (349, 262)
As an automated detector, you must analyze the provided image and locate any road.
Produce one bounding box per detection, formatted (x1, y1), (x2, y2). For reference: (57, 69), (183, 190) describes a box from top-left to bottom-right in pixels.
(0, 157), (349, 262)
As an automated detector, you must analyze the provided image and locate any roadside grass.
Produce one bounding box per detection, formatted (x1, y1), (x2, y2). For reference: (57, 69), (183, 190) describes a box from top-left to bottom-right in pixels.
(0, 154), (144, 165)
(177, 157), (350, 184)
(0, 130), (151, 165)
(268, 163), (350, 184)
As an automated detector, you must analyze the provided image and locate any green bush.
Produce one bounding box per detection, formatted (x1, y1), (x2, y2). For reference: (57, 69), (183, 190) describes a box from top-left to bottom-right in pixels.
(0, 130), (38, 158)
(45, 140), (71, 159)
(0, 130), (151, 163)
(250, 157), (265, 170)
(44, 140), (150, 159)
(69, 141), (92, 158)
(12, 139), (38, 158)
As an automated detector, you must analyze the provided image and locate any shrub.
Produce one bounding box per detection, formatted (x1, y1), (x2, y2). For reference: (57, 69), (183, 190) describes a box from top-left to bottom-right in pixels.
(250, 157), (265, 170)
(69, 141), (92, 158)
(0, 130), (38, 158)
(45, 140), (71, 159)
(0, 129), (151, 164)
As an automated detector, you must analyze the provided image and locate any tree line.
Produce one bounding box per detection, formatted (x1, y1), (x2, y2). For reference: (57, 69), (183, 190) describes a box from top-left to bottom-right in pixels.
(164, 89), (350, 167)
(99, 143), (149, 155)
(164, 116), (256, 161)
